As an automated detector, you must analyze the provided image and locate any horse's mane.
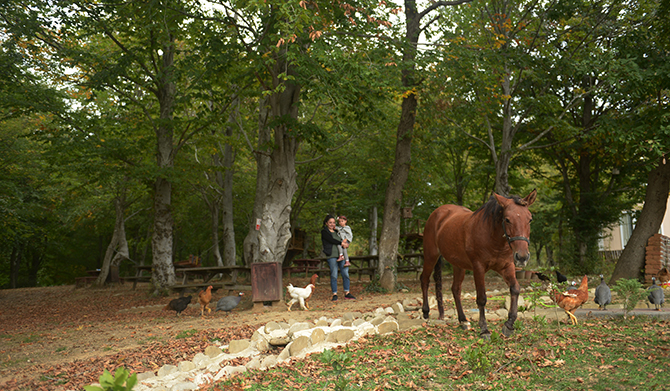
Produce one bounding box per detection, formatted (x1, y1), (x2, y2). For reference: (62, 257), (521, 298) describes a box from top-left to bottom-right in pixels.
(475, 194), (527, 227)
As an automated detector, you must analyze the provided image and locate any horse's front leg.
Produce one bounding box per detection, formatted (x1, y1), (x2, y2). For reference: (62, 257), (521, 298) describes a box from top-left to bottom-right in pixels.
(473, 268), (490, 339)
(500, 266), (520, 337)
(451, 266), (469, 330)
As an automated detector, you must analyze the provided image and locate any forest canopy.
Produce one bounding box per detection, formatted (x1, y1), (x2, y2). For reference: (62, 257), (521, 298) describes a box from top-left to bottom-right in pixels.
(0, 0), (668, 289)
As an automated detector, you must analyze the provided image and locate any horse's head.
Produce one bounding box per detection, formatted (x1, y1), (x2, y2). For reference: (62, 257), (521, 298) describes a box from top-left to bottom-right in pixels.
(493, 189), (537, 268)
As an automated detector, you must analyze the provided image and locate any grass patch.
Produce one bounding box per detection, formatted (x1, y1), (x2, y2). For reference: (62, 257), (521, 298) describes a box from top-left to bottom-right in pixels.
(209, 316), (670, 390)
(22, 334), (39, 343)
(55, 347), (67, 353)
(174, 329), (198, 339)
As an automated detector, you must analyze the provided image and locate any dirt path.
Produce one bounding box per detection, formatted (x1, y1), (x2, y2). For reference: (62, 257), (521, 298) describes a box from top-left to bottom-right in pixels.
(0, 273), (511, 390)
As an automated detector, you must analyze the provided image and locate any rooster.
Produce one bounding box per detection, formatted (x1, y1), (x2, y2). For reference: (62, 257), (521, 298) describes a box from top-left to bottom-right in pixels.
(164, 295), (192, 317)
(550, 275), (588, 325)
(198, 285), (214, 316)
(287, 274), (318, 311)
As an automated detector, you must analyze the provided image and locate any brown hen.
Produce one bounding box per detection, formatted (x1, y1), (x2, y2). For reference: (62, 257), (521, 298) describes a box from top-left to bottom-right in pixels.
(551, 275), (588, 325)
(198, 285), (213, 316)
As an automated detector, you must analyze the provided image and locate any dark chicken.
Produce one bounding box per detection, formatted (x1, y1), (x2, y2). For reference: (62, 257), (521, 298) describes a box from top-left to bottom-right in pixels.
(164, 295), (192, 317)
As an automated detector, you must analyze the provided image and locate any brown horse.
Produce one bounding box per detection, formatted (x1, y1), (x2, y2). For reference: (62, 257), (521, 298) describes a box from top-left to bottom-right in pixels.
(421, 190), (536, 339)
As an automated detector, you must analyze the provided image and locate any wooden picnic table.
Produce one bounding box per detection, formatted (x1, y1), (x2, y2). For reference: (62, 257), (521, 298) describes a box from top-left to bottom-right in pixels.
(124, 265), (153, 289)
(175, 265), (250, 284)
(170, 265), (252, 297)
(284, 253), (423, 280)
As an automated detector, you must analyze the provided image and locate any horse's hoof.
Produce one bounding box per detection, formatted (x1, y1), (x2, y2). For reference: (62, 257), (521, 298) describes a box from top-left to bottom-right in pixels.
(501, 324), (514, 337)
(460, 321), (471, 331)
(422, 310), (430, 320)
(480, 331), (491, 340)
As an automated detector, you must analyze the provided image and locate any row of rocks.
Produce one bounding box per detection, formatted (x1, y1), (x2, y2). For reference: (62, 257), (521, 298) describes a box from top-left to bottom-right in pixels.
(111, 302), (430, 391)
(90, 289), (580, 391)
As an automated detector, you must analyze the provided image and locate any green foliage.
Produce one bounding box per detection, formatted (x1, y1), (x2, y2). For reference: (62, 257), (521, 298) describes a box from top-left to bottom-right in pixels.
(174, 329), (198, 339)
(318, 349), (354, 391)
(462, 339), (496, 373)
(525, 282), (546, 316)
(613, 278), (645, 319)
(83, 368), (137, 391)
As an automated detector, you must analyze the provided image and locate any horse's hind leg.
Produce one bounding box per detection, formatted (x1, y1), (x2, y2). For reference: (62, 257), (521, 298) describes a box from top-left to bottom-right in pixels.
(451, 266), (469, 330)
(420, 257), (436, 320)
(434, 257), (444, 319)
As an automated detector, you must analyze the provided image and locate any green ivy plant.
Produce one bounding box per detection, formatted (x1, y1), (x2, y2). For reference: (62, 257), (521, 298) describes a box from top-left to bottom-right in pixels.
(83, 368), (137, 391)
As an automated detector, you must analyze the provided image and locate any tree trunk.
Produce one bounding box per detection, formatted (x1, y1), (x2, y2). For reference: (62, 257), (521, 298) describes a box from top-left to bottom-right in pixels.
(243, 97), (272, 266)
(610, 156), (670, 283)
(210, 199), (223, 266)
(9, 242), (20, 289)
(378, 0), (421, 290)
(257, 66), (300, 264)
(369, 205), (378, 256)
(151, 43), (177, 292)
(96, 195), (130, 285)
(221, 107), (237, 267)
(494, 69), (514, 197)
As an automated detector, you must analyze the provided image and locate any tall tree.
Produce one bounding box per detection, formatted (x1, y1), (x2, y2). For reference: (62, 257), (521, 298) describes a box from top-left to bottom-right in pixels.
(378, 0), (473, 291)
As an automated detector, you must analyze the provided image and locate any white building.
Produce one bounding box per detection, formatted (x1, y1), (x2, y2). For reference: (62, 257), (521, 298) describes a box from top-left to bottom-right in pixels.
(600, 196), (670, 253)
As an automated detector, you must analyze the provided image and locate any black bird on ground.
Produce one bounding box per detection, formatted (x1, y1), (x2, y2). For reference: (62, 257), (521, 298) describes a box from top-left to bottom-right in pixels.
(534, 272), (551, 282)
(164, 295), (192, 317)
(594, 275), (612, 310)
(555, 270), (568, 283)
(648, 277), (665, 311)
(215, 292), (244, 314)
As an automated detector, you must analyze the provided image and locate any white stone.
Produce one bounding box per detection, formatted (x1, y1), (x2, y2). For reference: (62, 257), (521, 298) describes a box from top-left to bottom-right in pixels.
(204, 346), (223, 358)
(192, 353), (209, 368)
(177, 361), (195, 372)
(245, 356), (261, 370)
(261, 355), (278, 369)
(213, 365), (247, 381)
(330, 318), (342, 327)
(377, 320), (399, 334)
(206, 363), (220, 373)
(370, 316), (385, 326)
(137, 371), (156, 381)
(228, 339), (250, 354)
(352, 318), (367, 327)
(391, 303), (404, 313)
(277, 344), (291, 361)
(264, 321), (282, 333)
(158, 365), (178, 378)
(311, 328), (326, 344)
(288, 322), (311, 336)
(289, 336), (312, 356)
(170, 382), (198, 391)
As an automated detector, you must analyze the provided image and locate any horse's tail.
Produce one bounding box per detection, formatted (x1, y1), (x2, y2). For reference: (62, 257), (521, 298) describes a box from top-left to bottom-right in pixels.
(434, 255), (444, 319)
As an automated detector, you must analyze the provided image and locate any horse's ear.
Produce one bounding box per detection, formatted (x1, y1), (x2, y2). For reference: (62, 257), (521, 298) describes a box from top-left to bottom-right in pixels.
(493, 193), (511, 207)
(523, 189), (537, 207)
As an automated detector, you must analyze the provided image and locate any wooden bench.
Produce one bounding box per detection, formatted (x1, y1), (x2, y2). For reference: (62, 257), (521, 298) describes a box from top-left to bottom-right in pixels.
(75, 276), (98, 288)
(169, 282), (252, 297)
(284, 256), (378, 281)
(125, 265), (153, 290)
